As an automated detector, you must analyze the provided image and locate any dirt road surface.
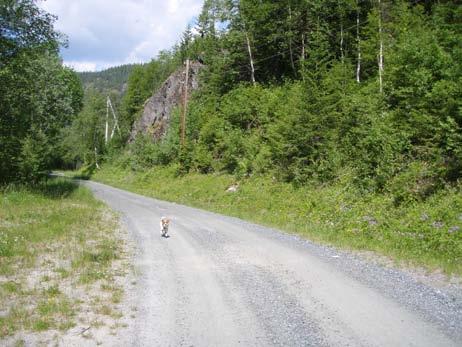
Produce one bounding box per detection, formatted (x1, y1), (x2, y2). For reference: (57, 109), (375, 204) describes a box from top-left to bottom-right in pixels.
(86, 180), (462, 347)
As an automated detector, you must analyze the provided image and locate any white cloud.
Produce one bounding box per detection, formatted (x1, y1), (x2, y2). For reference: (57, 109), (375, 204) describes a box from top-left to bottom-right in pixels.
(64, 60), (121, 72)
(38, 0), (203, 71)
(168, 0), (180, 13)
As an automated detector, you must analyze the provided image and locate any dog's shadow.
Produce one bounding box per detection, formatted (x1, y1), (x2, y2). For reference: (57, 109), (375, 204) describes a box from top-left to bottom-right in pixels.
(161, 234), (171, 239)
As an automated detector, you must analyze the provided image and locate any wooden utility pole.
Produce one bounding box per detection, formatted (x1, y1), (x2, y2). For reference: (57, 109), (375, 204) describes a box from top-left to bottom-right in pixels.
(180, 59), (190, 147)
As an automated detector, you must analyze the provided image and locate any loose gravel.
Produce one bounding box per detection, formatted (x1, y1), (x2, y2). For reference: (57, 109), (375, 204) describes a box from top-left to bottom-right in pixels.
(86, 180), (461, 346)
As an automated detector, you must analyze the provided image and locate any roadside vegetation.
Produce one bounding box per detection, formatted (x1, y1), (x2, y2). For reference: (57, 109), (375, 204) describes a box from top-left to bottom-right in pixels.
(0, 2), (134, 344)
(0, 178), (131, 344)
(90, 164), (462, 276)
(63, 1), (461, 277)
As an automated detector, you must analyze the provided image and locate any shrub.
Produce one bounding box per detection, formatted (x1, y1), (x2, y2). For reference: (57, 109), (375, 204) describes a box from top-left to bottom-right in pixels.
(388, 161), (441, 205)
(18, 129), (51, 184)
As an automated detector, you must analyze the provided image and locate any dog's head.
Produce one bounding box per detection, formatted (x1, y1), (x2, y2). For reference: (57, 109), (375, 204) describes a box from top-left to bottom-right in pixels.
(161, 217), (170, 227)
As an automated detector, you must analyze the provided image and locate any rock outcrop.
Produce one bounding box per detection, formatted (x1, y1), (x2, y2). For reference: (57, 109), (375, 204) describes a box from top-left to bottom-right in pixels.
(129, 61), (203, 142)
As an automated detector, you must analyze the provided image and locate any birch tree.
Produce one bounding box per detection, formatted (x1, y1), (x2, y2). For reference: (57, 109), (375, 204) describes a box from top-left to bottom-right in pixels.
(378, 0), (384, 93)
(356, 0), (361, 82)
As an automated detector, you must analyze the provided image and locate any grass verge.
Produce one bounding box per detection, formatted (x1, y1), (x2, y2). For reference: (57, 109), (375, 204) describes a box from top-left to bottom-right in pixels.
(0, 178), (130, 342)
(89, 164), (462, 276)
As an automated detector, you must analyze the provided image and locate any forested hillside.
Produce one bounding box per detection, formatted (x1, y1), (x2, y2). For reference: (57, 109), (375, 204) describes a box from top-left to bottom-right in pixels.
(93, 0), (462, 198)
(3, 0), (461, 203)
(60, 50), (181, 169)
(87, 0), (461, 273)
(78, 64), (137, 94)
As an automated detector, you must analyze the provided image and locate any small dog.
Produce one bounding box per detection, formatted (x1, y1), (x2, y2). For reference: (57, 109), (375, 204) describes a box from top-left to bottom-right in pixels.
(160, 216), (171, 237)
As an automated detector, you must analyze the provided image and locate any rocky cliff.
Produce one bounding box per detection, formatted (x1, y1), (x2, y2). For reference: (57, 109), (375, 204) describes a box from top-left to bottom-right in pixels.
(129, 61), (203, 142)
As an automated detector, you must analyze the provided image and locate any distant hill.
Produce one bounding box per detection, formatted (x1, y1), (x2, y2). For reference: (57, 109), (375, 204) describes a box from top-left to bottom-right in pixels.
(78, 64), (139, 95)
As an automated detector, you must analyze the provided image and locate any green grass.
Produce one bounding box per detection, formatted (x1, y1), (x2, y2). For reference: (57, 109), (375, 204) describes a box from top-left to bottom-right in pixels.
(91, 164), (462, 276)
(1, 282), (23, 295)
(0, 179), (99, 273)
(34, 297), (75, 331)
(0, 178), (124, 338)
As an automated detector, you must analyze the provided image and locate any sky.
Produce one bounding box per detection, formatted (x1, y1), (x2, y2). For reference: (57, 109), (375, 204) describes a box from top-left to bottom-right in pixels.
(38, 0), (203, 72)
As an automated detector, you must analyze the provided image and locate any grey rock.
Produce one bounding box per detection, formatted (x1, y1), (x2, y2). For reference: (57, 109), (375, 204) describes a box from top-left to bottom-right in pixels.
(129, 61), (203, 142)
(363, 215), (378, 226)
(420, 213), (429, 221)
(432, 221), (444, 229)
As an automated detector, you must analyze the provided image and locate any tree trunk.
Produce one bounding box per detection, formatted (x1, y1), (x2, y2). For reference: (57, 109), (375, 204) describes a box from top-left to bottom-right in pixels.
(108, 97), (120, 139)
(288, 5), (296, 73)
(94, 147), (100, 169)
(356, 2), (361, 83)
(378, 0), (384, 93)
(245, 31), (256, 86)
(340, 21), (344, 63)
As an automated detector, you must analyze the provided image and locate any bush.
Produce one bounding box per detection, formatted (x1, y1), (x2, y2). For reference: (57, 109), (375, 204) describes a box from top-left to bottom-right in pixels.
(18, 129), (51, 184)
(192, 144), (213, 173)
(388, 161), (441, 205)
(127, 134), (178, 171)
(128, 135), (158, 170)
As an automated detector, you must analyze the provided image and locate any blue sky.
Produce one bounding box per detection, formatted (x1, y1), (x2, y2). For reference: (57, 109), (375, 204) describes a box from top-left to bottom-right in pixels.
(38, 0), (203, 71)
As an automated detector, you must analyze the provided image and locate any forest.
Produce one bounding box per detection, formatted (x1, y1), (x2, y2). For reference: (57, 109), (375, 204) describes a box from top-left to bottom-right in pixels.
(1, 0), (461, 201)
(85, 0), (461, 203)
(0, 0), (83, 183)
(78, 64), (137, 94)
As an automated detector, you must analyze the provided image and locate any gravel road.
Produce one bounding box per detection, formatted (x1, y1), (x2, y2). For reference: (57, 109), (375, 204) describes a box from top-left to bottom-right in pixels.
(86, 180), (462, 347)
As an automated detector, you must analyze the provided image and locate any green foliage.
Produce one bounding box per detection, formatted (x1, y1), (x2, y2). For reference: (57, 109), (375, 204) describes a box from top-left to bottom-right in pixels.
(72, 0), (461, 206)
(0, 1), (83, 184)
(129, 135), (162, 170)
(78, 64), (137, 94)
(0, 0), (62, 66)
(117, 127), (180, 172)
(59, 89), (105, 169)
(18, 129), (50, 183)
(0, 52), (83, 183)
(436, 117), (462, 182)
(388, 161), (441, 206)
